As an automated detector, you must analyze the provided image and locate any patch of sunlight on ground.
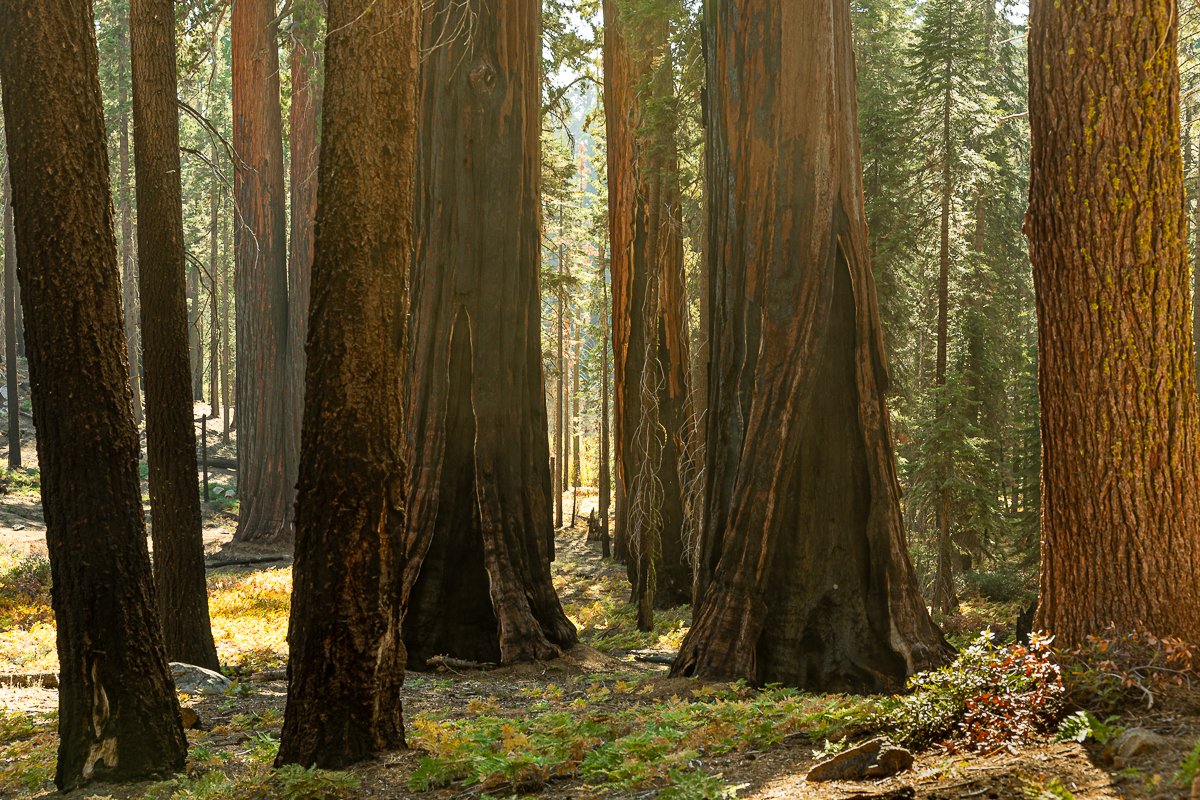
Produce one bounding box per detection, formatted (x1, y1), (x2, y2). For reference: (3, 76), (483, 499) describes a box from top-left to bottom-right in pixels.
(0, 547), (293, 675)
(208, 567), (292, 673)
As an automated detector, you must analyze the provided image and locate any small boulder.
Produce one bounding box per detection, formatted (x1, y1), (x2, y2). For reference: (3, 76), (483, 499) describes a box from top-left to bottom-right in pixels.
(1104, 728), (1170, 767)
(807, 737), (914, 782)
(169, 662), (231, 696)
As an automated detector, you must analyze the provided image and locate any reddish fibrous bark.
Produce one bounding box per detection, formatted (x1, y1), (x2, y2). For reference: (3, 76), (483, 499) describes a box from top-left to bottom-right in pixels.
(232, 0), (291, 543)
(1028, 0), (1200, 648)
(285, 0), (322, 526)
(402, 0), (577, 668)
(673, 0), (948, 691)
(603, 0), (693, 623)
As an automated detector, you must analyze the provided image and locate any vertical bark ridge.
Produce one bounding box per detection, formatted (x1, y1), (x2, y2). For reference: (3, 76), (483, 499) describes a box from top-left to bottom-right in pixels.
(672, 0), (947, 690)
(0, 0), (186, 787)
(1029, 0), (1200, 647)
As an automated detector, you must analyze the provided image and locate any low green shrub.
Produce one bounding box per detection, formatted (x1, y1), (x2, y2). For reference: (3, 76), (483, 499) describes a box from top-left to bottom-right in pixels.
(880, 631), (1065, 751)
(1060, 628), (1197, 715)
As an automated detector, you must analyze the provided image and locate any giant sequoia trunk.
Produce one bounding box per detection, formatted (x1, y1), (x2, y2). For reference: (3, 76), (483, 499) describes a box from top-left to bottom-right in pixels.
(233, 0), (291, 543)
(130, 0), (220, 669)
(672, 0), (947, 690)
(402, 0), (578, 667)
(276, 0), (415, 769)
(603, 0), (693, 623)
(285, 0), (322, 519)
(1028, 0), (1200, 647)
(0, 0), (186, 787)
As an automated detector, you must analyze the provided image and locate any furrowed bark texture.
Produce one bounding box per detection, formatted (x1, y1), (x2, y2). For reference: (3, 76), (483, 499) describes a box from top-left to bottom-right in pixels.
(599, 244), (611, 547)
(1028, 0), (1200, 647)
(208, 133), (221, 419)
(276, 0), (415, 769)
(131, 0), (220, 670)
(189, 264), (201, 400)
(603, 0), (693, 621)
(673, 0), (947, 691)
(233, 0), (291, 543)
(403, 0), (578, 667)
(0, 0), (186, 788)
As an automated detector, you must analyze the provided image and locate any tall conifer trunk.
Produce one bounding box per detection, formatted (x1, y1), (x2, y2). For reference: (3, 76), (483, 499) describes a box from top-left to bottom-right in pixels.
(0, 0), (187, 786)
(1028, 0), (1200, 647)
(130, 0), (220, 669)
(932, 4), (957, 614)
(277, 0), (414, 768)
(117, 11), (142, 427)
(232, 0), (291, 543)
(402, 0), (577, 667)
(603, 0), (693, 623)
(673, 0), (947, 690)
(286, 0), (322, 519)
(2, 161), (17, 469)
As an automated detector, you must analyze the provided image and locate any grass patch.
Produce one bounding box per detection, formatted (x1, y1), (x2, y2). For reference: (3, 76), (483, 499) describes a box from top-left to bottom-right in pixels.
(148, 764), (359, 800)
(407, 682), (873, 796)
(0, 551), (55, 672)
(561, 573), (690, 654)
(0, 709), (56, 796)
(0, 557), (292, 675)
(0, 467), (40, 497)
(208, 567), (291, 673)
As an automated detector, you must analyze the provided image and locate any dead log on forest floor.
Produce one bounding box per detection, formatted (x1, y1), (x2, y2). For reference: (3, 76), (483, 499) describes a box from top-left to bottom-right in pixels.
(426, 654), (498, 672)
(0, 671), (58, 688)
(631, 651), (678, 666)
(200, 455), (238, 470)
(204, 555), (290, 570)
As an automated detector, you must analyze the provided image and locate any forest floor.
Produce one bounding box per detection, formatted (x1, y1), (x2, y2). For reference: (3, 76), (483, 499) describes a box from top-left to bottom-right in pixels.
(0, 364), (1197, 797)
(1, 497), (1198, 799)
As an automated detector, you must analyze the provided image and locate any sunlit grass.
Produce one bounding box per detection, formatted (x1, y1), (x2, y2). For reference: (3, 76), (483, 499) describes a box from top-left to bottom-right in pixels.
(0, 551), (55, 672)
(406, 680), (874, 796)
(0, 467), (41, 497)
(559, 571), (690, 654)
(207, 567), (291, 673)
(0, 549), (292, 675)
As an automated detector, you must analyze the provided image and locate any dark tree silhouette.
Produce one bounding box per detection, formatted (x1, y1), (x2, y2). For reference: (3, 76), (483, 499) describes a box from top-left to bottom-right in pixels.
(276, 0), (416, 769)
(0, 0), (186, 787)
(130, 0), (220, 669)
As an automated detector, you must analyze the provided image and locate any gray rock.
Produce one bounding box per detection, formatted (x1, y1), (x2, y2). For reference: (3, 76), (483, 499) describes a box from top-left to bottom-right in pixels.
(169, 662), (231, 695)
(807, 737), (914, 782)
(1103, 728), (1170, 769)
